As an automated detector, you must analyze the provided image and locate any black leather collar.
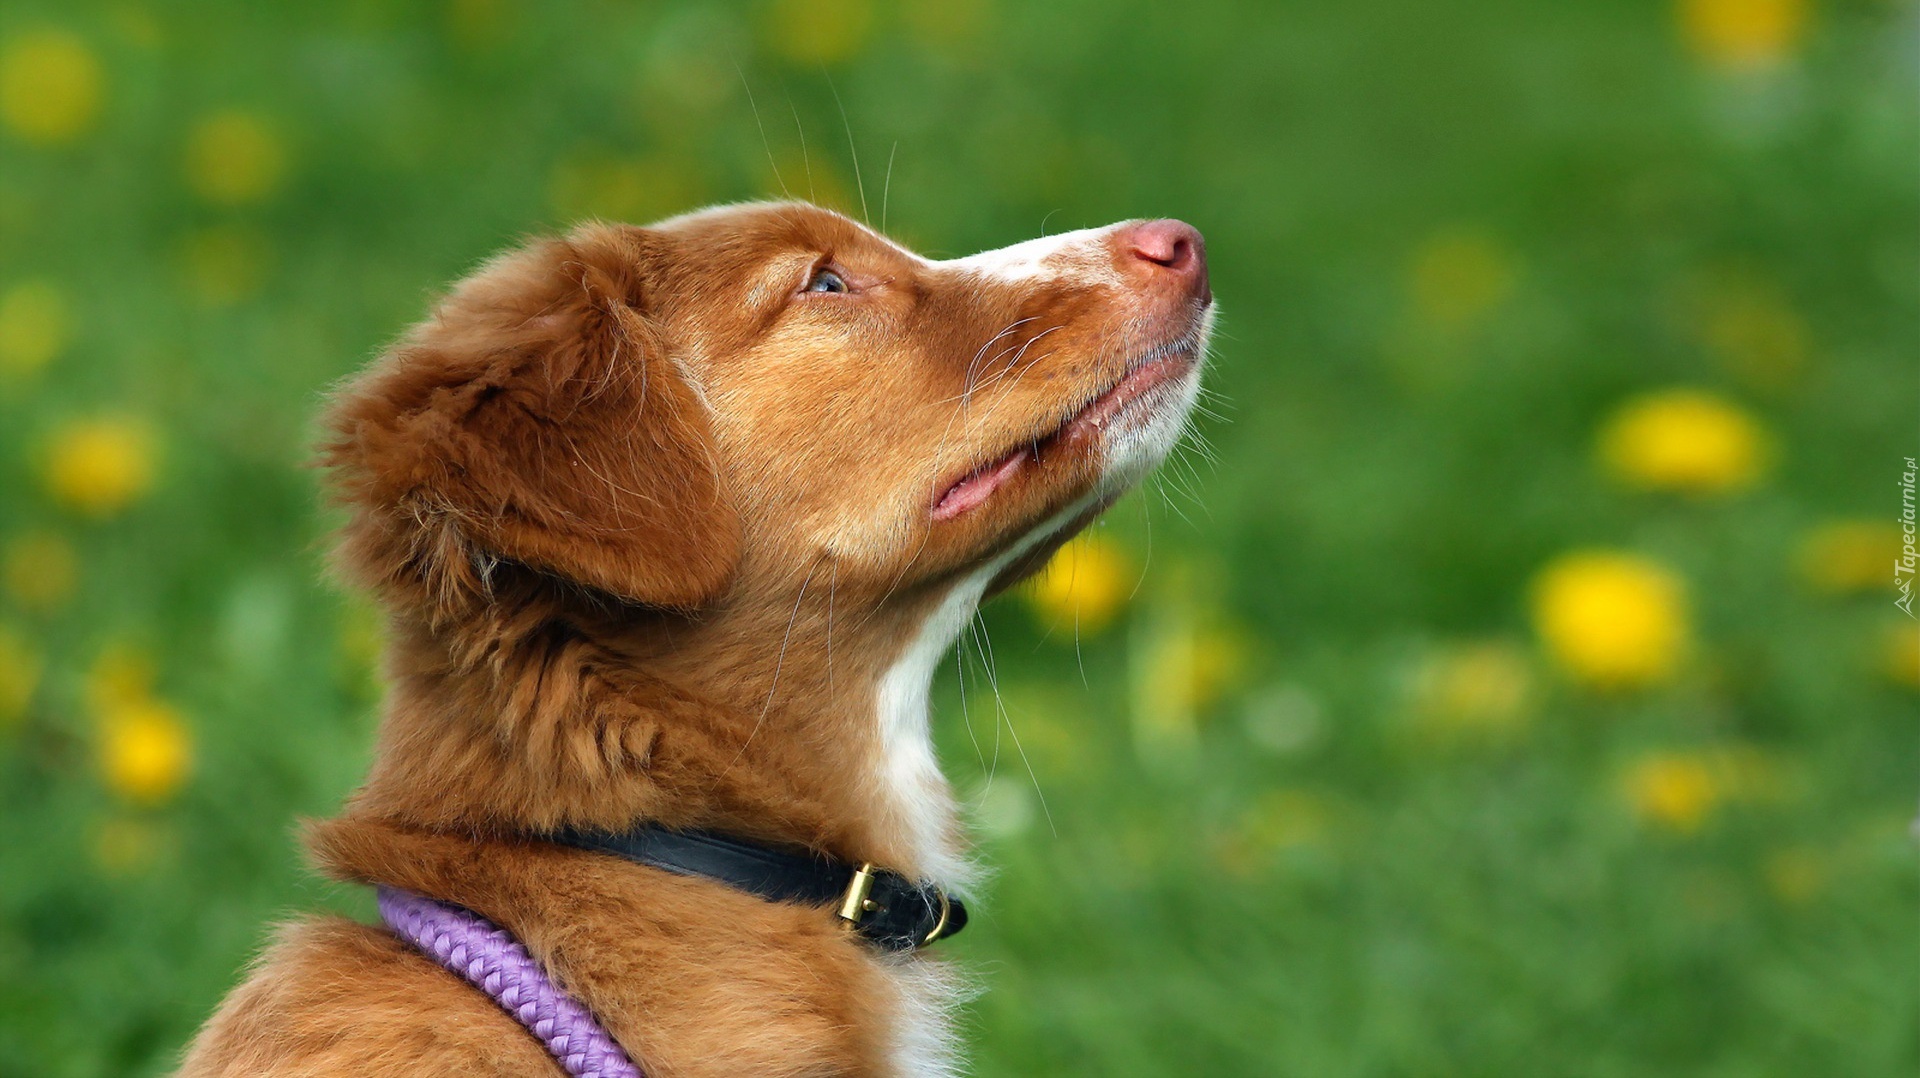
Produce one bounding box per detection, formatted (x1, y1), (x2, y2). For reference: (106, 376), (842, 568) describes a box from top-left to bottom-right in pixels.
(550, 825), (967, 952)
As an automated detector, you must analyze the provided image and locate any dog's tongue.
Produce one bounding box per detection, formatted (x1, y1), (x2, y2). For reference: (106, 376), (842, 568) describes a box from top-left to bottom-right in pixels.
(932, 445), (1031, 521)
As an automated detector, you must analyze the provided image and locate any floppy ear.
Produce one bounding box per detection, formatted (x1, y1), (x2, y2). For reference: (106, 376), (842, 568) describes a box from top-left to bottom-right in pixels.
(323, 223), (738, 615)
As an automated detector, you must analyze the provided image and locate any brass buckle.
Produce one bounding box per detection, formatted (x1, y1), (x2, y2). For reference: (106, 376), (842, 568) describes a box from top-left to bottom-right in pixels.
(837, 862), (879, 927)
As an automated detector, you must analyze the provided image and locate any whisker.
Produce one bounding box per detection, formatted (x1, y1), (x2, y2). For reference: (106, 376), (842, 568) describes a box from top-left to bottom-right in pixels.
(971, 609), (1056, 837)
(826, 74), (869, 223)
(881, 140), (898, 234)
(734, 61), (788, 199)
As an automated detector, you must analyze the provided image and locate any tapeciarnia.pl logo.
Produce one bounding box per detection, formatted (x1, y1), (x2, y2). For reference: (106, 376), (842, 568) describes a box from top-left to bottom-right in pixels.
(1898, 456), (1917, 618)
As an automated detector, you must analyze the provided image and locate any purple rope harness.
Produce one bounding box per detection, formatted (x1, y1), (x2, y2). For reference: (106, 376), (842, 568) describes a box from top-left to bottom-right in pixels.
(377, 887), (643, 1078)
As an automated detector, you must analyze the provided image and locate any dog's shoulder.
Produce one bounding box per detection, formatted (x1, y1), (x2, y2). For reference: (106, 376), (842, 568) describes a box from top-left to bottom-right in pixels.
(173, 915), (562, 1078)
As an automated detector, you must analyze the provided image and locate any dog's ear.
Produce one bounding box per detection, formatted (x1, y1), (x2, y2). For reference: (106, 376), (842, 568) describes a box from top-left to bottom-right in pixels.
(324, 223), (738, 614)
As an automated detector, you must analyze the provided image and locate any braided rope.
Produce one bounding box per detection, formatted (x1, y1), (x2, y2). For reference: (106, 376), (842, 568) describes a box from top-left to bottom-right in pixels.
(377, 887), (643, 1078)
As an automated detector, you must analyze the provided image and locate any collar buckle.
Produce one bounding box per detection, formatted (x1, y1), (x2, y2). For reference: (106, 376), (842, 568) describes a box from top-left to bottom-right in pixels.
(836, 862), (879, 926)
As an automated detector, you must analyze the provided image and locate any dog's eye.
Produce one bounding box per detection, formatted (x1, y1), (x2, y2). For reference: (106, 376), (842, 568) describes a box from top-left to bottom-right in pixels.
(803, 268), (849, 294)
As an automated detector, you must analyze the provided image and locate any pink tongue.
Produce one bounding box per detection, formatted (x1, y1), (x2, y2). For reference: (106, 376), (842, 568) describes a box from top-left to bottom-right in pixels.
(932, 446), (1031, 521)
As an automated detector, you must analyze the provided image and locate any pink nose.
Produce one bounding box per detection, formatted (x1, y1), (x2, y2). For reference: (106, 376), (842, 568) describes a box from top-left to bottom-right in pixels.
(1124, 219), (1209, 303)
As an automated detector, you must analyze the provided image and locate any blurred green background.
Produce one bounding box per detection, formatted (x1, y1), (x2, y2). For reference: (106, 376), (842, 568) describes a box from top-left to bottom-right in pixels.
(0, 1), (1914, 1075)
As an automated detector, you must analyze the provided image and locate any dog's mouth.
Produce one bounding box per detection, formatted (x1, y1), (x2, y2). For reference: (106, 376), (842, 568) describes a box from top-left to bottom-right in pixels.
(930, 336), (1200, 522)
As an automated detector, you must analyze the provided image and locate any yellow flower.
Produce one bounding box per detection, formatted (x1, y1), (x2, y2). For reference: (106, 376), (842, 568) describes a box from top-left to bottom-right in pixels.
(1620, 744), (1791, 833)
(178, 225), (272, 305)
(0, 29), (104, 145)
(1024, 534), (1133, 635)
(1131, 601), (1247, 760)
(1621, 752), (1719, 832)
(184, 110), (288, 206)
(1680, 0), (1810, 72)
(1597, 388), (1770, 495)
(0, 625), (41, 726)
(1531, 551), (1690, 690)
(44, 416), (158, 518)
(761, 0), (875, 66)
(98, 698), (192, 805)
(88, 645), (195, 802)
(1408, 640), (1535, 742)
(4, 530), (78, 611)
(1408, 227), (1516, 329)
(0, 279), (71, 377)
(1796, 520), (1902, 595)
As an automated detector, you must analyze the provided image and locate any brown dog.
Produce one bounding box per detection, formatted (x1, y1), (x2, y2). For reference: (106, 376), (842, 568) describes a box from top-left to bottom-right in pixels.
(177, 201), (1212, 1077)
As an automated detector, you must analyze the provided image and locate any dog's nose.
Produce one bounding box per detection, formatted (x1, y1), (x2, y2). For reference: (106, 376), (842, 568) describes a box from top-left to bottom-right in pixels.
(1123, 219), (1210, 304)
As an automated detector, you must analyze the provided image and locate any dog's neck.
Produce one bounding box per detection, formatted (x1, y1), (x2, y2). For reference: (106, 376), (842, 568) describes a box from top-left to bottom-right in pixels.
(344, 559), (987, 889)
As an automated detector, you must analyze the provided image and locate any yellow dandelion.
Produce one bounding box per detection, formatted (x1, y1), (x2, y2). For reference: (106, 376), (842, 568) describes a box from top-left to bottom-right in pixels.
(1620, 744), (1790, 833)
(1762, 845), (1823, 905)
(0, 625), (41, 727)
(1531, 550), (1690, 690)
(1882, 621), (1920, 691)
(93, 815), (172, 876)
(548, 153), (699, 225)
(0, 28), (104, 145)
(98, 698), (192, 806)
(0, 279), (71, 378)
(1621, 752), (1720, 833)
(184, 109), (288, 206)
(1408, 227), (1516, 330)
(1680, 0), (1810, 72)
(1131, 604), (1247, 761)
(1408, 640), (1535, 742)
(178, 224), (271, 306)
(1597, 388), (1771, 495)
(1024, 534), (1133, 636)
(1796, 520), (1902, 595)
(4, 530), (78, 611)
(44, 416), (158, 518)
(761, 0), (875, 66)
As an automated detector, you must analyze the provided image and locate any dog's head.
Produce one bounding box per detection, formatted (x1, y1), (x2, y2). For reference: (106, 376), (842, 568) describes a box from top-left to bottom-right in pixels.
(326, 201), (1210, 623)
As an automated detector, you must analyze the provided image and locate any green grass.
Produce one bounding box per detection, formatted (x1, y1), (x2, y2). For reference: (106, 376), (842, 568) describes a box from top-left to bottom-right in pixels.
(0, 1), (1913, 1075)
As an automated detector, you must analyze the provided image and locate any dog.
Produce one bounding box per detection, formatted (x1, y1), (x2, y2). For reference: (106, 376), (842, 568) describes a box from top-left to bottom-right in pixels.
(177, 200), (1213, 1077)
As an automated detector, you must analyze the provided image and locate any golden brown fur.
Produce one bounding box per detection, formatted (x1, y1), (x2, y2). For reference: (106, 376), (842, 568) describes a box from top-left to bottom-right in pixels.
(177, 202), (1212, 1077)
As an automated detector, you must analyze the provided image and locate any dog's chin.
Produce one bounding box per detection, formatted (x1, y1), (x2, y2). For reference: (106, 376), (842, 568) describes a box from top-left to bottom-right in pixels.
(946, 356), (1206, 594)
